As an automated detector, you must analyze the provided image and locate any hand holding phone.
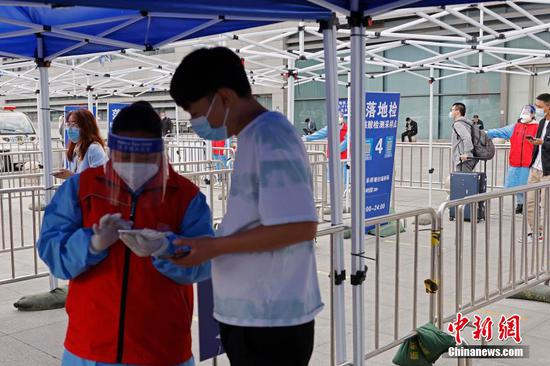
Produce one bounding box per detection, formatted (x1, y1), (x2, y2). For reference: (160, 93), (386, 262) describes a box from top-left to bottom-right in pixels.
(526, 135), (535, 141)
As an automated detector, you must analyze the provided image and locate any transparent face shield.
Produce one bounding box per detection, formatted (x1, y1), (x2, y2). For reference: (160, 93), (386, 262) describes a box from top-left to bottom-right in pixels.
(519, 105), (535, 123)
(104, 133), (169, 208)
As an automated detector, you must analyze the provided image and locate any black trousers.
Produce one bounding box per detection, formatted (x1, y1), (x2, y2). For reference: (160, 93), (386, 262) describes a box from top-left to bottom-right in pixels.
(219, 320), (315, 366)
(401, 131), (416, 142)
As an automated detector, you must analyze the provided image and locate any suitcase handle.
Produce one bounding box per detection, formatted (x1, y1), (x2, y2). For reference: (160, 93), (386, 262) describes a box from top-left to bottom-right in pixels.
(458, 157), (487, 173)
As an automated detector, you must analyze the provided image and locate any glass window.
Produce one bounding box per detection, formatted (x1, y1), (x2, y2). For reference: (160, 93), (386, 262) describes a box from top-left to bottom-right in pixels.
(0, 113), (35, 135)
(439, 95), (501, 139)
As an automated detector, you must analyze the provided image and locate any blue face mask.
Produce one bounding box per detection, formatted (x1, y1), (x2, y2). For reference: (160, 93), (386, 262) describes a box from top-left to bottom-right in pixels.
(67, 127), (80, 143)
(190, 95), (229, 140)
(535, 107), (546, 121)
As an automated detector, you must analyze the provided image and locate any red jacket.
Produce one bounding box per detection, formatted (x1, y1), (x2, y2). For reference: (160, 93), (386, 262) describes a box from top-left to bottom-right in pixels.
(510, 122), (539, 167)
(212, 140), (226, 155)
(65, 165), (198, 366)
(340, 123), (348, 159)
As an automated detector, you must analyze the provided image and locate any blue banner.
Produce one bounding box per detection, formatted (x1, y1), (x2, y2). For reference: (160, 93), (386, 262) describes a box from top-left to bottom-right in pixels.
(108, 103), (129, 133)
(365, 92), (400, 228)
(198, 279), (225, 361)
(338, 98), (348, 118)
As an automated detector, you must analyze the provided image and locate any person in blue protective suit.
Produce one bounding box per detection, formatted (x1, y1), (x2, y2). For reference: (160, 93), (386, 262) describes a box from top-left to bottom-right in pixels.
(303, 112), (349, 187)
(486, 105), (539, 214)
(38, 101), (213, 366)
(302, 112), (348, 158)
(53, 109), (108, 180)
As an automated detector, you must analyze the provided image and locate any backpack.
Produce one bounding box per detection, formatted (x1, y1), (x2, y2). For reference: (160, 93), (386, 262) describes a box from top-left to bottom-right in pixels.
(455, 120), (495, 160)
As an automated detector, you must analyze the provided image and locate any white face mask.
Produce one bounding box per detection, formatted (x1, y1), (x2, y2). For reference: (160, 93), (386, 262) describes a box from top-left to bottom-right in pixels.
(520, 114), (533, 123)
(112, 162), (159, 192)
(449, 111), (454, 120)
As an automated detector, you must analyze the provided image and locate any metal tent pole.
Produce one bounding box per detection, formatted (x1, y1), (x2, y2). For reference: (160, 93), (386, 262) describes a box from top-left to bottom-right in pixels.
(287, 58), (295, 124)
(321, 18), (347, 366)
(87, 76), (93, 112)
(345, 71), (352, 211)
(37, 34), (57, 290)
(175, 103), (180, 140)
(349, 7), (367, 366)
(429, 67), (434, 207)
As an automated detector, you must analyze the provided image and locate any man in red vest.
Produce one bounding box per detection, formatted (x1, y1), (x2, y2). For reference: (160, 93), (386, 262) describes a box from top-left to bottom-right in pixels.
(38, 102), (212, 366)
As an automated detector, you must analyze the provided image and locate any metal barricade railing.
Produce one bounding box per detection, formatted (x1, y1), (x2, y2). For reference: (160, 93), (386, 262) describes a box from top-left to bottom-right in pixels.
(165, 138), (207, 163)
(356, 208), (439, 363)
(0, 147), (65, 176)
(0, 185), (55, 285)
(308, 151), (329, 219)
(0, 172), (66, 190)
(394, 142), (510, 191)
(434, 180), (550, 332)
(172, 160), (217, 174)
(181, 168), (233, 223)
(315, 222), (353, 366)
(305, 140), (329, 155)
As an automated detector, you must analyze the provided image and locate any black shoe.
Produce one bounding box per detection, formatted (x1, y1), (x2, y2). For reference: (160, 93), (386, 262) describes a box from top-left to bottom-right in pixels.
(515, 204), (523, 214)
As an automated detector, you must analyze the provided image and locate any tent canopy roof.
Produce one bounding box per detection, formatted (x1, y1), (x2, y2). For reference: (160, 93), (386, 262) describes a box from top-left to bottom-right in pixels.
(0, 0), (498, 60)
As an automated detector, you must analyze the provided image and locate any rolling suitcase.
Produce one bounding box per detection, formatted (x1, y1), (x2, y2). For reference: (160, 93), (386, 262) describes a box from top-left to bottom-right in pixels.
(449, 161), (486, 222)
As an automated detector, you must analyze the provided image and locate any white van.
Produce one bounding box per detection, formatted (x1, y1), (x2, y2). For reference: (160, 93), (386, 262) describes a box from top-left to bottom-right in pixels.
(0, 110), (40, 172)
(0, 110), (37, 144)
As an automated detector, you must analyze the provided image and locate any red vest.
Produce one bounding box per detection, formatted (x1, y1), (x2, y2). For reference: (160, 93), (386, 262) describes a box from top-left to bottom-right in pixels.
(339, 123), (348, 159)
(212, 140), (226, 155)
(65, 165), (198, 366)
(510, 123), (539, 167)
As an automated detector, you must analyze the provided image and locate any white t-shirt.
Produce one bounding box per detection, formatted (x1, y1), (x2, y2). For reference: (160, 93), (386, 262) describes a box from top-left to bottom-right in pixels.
(212, 111), (323, 327)
(534, 119), (550, 171)
(67, 142), (108, 174)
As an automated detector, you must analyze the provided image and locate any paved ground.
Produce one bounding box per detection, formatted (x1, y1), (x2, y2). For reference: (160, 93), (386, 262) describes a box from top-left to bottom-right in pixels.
(1, 183), (550, 366)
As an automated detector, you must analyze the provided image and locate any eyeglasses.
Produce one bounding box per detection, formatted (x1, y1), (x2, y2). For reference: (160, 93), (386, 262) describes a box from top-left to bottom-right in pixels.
(66, 120), (79, 127)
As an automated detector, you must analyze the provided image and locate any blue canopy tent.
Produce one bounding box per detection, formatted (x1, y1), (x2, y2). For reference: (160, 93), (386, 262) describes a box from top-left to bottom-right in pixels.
(0, 1), (498, 365)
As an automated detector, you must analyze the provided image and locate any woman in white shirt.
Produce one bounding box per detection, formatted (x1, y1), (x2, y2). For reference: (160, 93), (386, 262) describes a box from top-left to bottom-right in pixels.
(53, 109), (107, 179)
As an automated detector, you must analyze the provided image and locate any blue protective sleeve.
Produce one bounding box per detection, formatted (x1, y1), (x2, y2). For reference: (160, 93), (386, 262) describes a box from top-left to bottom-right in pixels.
(303, 126), (328, 141)
(486, 124), (514, 140)
(152, 192), (213, 284)
(340, 136), (348, 153)
(37, 175), (107, 280)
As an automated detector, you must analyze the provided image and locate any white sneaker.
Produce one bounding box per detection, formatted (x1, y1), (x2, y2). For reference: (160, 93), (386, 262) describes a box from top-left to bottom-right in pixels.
(518, 233), (544, 244)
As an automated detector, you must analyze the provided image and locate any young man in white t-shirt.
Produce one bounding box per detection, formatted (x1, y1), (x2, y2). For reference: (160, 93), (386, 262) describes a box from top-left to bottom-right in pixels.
(169, 47), (323, 365)
(526, 93), (550, 241)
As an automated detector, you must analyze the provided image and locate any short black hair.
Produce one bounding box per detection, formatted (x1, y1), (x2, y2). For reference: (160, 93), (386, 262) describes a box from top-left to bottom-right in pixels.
(112, 101), (162, 138)
(473, 115), (479, 118)
(406, 117), (410, 121)
(305, 118), (310, 122)
(133, 100), (153, 109)
(170, 47), (251, 109)
(452, 102), (466, 117)
(537, 93), (550, 104)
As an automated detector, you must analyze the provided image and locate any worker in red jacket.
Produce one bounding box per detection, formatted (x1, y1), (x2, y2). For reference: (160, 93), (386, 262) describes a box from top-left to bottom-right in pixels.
(486, 105), (539, 214)
(302, 113), (349, 186)
(38, 102), (212, 366)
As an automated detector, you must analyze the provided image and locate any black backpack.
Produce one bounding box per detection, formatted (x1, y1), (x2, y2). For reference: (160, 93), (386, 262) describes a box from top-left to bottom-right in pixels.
(455, 120), (495, 160)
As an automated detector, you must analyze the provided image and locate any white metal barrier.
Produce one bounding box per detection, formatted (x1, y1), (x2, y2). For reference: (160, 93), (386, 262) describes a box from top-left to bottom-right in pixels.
(0, 185), (54, 285)
(435, 180), (550, 331)
(360, 208), (439, 363)
(394, 142), (510, 191)
(1, 136), (545, 366)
